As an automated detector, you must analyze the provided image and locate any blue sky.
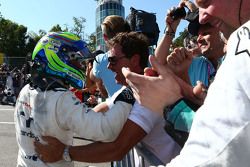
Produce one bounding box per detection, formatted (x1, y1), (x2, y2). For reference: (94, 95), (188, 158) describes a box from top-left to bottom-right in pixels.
(0, 0), (189, 40)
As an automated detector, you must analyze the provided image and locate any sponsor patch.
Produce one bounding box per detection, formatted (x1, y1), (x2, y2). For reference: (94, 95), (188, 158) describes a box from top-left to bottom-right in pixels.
(235, 26), (250, 57)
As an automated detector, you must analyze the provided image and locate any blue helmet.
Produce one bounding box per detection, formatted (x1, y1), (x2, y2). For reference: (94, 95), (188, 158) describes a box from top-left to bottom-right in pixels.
(32, 32), (94, 89)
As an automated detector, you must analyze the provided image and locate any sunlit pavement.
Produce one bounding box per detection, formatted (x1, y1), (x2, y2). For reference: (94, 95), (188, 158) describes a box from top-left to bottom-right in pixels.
(0, 104), (110, 167)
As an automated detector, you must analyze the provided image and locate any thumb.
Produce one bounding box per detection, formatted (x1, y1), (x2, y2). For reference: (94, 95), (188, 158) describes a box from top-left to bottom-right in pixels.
(122, 67), (145, 85)
(149, 55), (172, 76)
(193, 81), (207, 100)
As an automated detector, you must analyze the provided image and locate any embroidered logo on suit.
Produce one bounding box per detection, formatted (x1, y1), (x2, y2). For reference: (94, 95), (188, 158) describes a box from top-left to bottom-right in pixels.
(236, 26), (250, 57)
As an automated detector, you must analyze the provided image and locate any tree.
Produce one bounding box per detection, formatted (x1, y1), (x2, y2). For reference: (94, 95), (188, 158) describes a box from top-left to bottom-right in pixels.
(25, 31), (42, 60)
(172, 28), (189, 48)
(50, 24), (63, 32)
(70, 17), (86, 40)
(86, 32), (96, 52)
(0, 3), (2, 19)
(0, 18), (28, 67)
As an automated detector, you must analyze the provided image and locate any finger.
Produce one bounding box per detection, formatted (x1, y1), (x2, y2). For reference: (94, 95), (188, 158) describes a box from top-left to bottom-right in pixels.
(38, 154), (43, 161)
(179, 47), (186, 61)
(149, 55), (172, 76)
(144, 67), (158, 76)
(122, 67), (147, 85)
(184, 49), (193, 60)
(193, 81), (207, 100)
(126, 79), (139, 93)
(34, 140), (44, 154)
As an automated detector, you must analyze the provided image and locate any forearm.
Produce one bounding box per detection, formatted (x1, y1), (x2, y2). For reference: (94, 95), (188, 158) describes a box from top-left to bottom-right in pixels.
(69, 141), (124, 163)
(69, 120), (147, 163)
(93, 102), (109, 112)
(154, 33), (174, 64)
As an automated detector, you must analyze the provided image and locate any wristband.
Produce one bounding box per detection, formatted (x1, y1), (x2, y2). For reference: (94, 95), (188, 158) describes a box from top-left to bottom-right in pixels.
(165, 31), (175, 38)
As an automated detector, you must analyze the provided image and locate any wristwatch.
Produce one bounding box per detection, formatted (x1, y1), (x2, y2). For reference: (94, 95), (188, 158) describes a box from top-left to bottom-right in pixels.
(63, 145), (72, 162)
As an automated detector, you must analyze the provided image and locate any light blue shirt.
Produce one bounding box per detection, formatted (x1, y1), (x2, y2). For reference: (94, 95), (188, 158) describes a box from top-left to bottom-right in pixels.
(92, 52), (122, 97)
(188, 56), (215, 87)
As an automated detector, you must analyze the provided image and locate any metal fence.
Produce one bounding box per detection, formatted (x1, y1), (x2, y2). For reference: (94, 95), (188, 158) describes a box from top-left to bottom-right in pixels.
(112, 142), (164, 167)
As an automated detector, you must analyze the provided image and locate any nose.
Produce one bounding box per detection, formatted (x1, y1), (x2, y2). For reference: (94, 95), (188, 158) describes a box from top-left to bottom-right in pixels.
(199, 9), (209, 24)
(197, 34), (202, 42)
(197, 34), (204, 46)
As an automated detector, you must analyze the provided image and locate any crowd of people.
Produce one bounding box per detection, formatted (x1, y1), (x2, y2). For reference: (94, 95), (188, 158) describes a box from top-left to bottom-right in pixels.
(10, 0), (250, 166)
(0, 63), (31, 105)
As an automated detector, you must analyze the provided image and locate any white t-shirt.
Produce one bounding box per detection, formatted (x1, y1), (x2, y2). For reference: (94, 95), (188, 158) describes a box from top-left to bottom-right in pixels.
(108, 87), (181, 164)
(129, 102), (181, 164)
(15, 84), (132, 167)
(165, 21), (250, 167)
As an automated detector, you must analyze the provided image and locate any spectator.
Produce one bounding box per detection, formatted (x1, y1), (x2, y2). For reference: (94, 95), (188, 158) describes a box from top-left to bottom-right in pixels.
(90, 15), (131, 98)
(183, 34), (201, 57)
(2, 71), (16, 105)
(155, 0), (213, 87)
(162, 20), (227, 147)
(123, 0), (250, 166)
(34, 32), (181, 166)
(14, 32), (135, 167)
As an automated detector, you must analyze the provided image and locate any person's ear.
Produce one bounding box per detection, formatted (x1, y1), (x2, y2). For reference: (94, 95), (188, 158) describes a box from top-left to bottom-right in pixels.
(130, 54), (140, 67)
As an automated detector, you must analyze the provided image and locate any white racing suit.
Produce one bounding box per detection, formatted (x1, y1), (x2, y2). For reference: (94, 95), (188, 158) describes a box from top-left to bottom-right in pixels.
(15, 85), (134, 167)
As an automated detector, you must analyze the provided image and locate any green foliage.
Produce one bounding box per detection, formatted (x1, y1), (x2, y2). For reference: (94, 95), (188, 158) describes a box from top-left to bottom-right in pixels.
(0, 18), (28, 67)
(49, 24), (63, 32)
(0, 3), (2, 19)
(86, 33), (96, 52)
(173, 28), (189, 48)
(70, 17), (86, 39)
(0, 15), (97, 68)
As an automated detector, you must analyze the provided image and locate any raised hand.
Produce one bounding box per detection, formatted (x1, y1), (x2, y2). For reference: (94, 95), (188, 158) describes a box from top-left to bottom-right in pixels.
(122, 55), (183, 113)
(167, 47), (193, 83)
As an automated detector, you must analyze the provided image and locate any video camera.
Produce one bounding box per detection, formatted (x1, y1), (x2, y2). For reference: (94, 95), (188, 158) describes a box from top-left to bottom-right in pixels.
(170, 7), (186, 20)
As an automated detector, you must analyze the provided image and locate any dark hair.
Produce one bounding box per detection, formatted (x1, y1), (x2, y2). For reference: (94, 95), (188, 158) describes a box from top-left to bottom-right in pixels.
(108, 32), (150, 69)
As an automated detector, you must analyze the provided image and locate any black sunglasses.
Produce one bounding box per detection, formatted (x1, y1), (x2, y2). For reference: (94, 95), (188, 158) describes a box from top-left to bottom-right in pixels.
(108, 56), (126, 65)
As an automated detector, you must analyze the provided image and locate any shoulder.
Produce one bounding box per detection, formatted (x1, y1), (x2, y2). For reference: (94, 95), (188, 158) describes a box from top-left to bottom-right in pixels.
(114, 86), (135, 105)
(95, 52), (108, 62)
(228, 21), (250, 58)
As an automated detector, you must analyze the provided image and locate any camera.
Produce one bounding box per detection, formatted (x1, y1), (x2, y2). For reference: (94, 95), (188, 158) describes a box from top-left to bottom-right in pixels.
(170, 7), (186, 20)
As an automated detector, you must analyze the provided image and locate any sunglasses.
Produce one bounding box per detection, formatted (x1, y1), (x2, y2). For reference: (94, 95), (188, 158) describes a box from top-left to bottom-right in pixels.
(108, 56), (126, 65)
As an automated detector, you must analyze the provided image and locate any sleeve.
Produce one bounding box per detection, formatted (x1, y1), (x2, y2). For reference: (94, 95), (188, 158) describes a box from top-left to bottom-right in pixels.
(55, 91), (132, 142)
(188, 56), (212, 87)
(92, 53), (104, 79)
(128, 101), (160, 133)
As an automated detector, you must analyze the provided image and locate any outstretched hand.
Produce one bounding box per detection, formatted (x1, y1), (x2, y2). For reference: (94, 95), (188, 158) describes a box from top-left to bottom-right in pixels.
(34, 136), (66, 163)
(122, 55), (183, 113)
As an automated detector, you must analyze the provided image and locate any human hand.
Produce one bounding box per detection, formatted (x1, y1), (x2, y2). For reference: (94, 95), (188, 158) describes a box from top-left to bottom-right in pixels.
(193, 81), (207, 105)
(144, 67), (158, 76)
(122, 55), (183, 114)
(165, 8), (181, 33)
(167, 47), (193, 83)
(87, 95), (97, 105)
(34, 136), (65, 163)
(179, 0), (198, 12)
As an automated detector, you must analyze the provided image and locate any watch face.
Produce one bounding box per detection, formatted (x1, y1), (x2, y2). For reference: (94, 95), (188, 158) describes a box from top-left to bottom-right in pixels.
(63, 146), (71, 162)
(63, 152), (71, 162)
